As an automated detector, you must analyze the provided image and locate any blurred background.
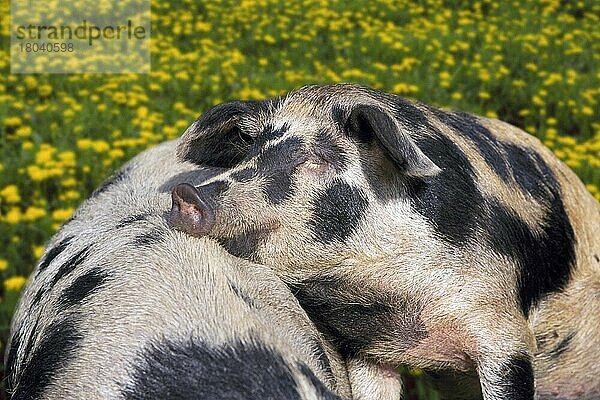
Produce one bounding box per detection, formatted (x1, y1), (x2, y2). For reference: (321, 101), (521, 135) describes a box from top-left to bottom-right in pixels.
(0, 0), (598, 398)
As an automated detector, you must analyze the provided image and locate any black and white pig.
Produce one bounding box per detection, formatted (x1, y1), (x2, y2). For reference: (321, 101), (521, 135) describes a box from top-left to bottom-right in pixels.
(4, 140), (353, 400)
(171, 84), (600, 400)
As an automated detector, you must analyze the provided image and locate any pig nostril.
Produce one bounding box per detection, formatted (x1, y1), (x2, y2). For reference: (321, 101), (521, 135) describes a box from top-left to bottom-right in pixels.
(169, 183), (216, 237)
(173, 183), (203, 206)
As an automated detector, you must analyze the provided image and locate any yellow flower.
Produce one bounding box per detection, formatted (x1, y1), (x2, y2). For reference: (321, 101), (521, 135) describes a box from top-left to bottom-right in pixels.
(108, 149), (125, 159)
(4, 276), (27, 292)
(0, 259), (8, 271)
(1, 185), (21, 203)
(581, 106), (594, 116)
(22, 141), (34, 150)
(23, 206), (47, 221)
(519, 109), (531, 117)
(61, 178), (78, 187)
(58, 151), (76, 167)
(35, 146), (56, 164)
(532, 96), (545, 106)
(24, 76), (37, 89)
(38, 84), (53, 96)
(27, 165), (53, 181)
(112, 92), (127, 104)
(15, 126), (32, 138)
(525, 63), (538, 71)
(162, 126), (178, 138)
(4, 116), (22, 127)
(52, 208), (74, 222)
(478, 69), (490, 82)
(4, 208), (22, 224)
(77, 139), (93, 150)
(33, 245), (45, 259)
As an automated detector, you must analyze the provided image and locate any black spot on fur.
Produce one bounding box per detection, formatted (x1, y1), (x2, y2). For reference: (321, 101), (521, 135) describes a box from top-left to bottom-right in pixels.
(121, 337), (331, 400)
(548, 332), (576, 359)
(504, 144), (555, 200)
(255, 137), (304, 172)
(331, 105), (346, 131)
(385, 101), (487, 245)
(250, 137), (303, 205)
(487, 197), (575, 316)
(409, 131), (485, 246)
(37, 235), (74, 274)
(194, 180), (230, 204)
(231, 167), (257, 182)
(393, 97), (438, 136)
(314, 129), (349, 172)
(91, 165), (132, 197)
(115, 213), (150, 229)
(290, 276), (426, 358)
(432, 110), (511, 181)
(133, 229), (164, 246)
(414, 106), (575, 313)
(181, 101), (267, 168)
(227, 279), (258, 308)
(48, 246), (90, 289)
(10, 318), (82, 400)
(263, 171), (295, 204)
(58, 267), (109, 309)
(31, 287), (45, 307)
(309, 180), (369, 244)
(497, 355), (535, 399)
(219, 231), (261, 260)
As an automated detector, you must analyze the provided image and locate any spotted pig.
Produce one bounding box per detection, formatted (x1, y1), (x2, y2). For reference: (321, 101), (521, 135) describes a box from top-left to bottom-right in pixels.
(171, 84), (600, 400)
(4, 140), (352, 400)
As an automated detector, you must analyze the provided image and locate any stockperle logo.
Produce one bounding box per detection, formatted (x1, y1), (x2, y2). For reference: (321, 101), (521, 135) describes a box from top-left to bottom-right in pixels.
(10, 0), (150, 74)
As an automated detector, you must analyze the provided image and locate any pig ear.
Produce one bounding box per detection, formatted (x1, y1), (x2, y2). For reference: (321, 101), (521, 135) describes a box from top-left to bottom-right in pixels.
(177, 101), (260, 168)
(345, 104), (441, 178)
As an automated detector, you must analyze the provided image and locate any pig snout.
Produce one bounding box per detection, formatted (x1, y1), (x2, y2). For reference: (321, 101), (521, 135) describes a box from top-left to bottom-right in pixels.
(169, 183), (216, 237)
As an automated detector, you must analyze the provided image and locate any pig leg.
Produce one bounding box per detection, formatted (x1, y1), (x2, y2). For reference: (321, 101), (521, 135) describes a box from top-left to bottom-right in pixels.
(468, 314), (535, 400)
(347, 357), (403, 400)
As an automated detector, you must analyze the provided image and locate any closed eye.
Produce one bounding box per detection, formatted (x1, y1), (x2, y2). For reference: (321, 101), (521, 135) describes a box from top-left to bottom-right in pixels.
(298, 157), (331, 175)
(237, 129), (254, 145)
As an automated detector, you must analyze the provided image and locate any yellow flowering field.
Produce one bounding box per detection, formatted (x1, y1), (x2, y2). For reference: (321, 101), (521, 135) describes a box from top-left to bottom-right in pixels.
(0, 0), (598, 396)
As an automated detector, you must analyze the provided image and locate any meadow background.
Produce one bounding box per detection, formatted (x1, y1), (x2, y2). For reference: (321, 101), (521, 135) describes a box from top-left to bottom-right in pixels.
(0, 0), (599, 398)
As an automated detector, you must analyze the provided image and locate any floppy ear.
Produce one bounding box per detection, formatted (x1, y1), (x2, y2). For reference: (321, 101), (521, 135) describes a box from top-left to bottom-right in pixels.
(345, 104), (441, 178)
(177, 101), (263, 168)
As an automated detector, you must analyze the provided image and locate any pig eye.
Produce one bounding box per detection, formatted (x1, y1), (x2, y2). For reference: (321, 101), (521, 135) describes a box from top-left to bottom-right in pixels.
(237, 130), (254, 145)
(298, 157), (331, 175)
